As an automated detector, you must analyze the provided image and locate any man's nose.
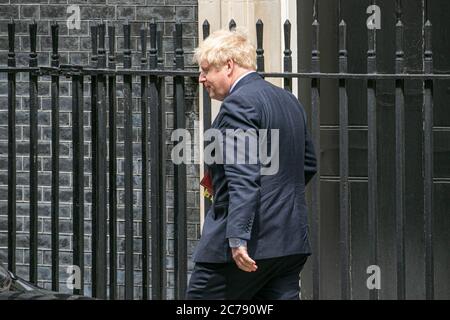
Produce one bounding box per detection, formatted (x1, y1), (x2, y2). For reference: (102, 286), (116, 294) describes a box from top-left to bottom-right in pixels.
(199, 74), (206, 83)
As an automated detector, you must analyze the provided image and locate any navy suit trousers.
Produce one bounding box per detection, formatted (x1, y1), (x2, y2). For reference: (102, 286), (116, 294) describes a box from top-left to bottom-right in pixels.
(186, 254), (309, 300)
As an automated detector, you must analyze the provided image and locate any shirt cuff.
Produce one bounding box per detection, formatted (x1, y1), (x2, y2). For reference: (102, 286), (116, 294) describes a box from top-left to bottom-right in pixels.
(228, 238), (247, 248)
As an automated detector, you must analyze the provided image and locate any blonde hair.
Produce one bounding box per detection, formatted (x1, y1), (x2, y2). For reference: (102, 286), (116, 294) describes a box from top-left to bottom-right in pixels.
(193, 28), (256, 70)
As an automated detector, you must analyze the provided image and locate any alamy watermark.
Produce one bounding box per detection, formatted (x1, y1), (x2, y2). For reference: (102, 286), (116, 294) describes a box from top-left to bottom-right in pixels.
(367, 5), (381, 30)
(66, 265), (81, 290)
(366, 265), (381, 290)
(66, 5), (81, 30)
(171, 121), (279, 175)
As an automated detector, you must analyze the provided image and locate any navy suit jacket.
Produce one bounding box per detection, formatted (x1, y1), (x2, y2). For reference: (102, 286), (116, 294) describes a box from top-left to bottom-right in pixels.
(193, 72), (317, 263)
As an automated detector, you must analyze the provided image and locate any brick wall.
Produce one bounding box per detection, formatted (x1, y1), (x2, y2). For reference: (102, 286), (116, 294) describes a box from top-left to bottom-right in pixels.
(0, 0), (200, 299)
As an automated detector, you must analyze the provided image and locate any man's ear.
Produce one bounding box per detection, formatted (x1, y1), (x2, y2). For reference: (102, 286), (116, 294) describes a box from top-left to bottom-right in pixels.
(226, 59), (234, 76)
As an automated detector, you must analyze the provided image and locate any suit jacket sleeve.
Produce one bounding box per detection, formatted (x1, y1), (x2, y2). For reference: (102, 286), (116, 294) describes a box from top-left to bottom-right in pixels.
(217, 96), (261, 241)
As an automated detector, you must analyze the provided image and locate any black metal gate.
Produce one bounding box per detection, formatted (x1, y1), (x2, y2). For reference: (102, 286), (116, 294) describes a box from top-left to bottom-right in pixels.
(1, 19), (195, 299)
(294, 0), (450, 299)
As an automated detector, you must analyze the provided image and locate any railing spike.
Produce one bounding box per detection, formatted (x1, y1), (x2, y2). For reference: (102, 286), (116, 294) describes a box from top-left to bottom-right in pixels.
(283, 19), (292, 91)
(229, 19), (236, 31)
(256, 19), (264, 72)
(203, 19), (210, 40)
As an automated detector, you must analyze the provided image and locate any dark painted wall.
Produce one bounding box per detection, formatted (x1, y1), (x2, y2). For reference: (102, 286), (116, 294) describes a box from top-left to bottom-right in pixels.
(297, 0), (450, 299)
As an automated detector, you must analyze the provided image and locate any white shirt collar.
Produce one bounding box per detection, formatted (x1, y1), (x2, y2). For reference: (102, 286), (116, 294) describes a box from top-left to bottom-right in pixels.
(229, 71), (256, 94)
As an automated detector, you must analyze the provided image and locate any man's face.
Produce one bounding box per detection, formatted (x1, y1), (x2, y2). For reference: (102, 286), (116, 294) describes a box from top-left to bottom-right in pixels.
(199, 61), (232, 101)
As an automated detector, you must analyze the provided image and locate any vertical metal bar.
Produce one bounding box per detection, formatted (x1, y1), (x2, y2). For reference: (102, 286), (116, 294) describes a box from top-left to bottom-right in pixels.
(395, 0), (402, 21)
(367, 25), (379, 301)
(395, 15), (406, 300)
(338, 0), (341, 23)
(229, 19), (236, 31)
(123, 21), (134, 300)
(283, 20), (292, 92)
(91, 23), (107, 299)
(423, 20), (434, 300)
(89, 23), (98, 296)
(108, 24), (117, 300)
(157, 29), (163, 69)
(339, 20), (350, 300)
(50, 22), (60, 291)
(29, 20), (38, 284)
(310, 18), (321, 300)
(202, 20), (211, 215)
(313, 0), (319, 21)
(173, 20), (187, 300)
(149, 21), (166, 300)
(149, 21), (158, 71)
(7, 19), (17, 274)
(256, 20), (265, 73)
(158, 76), (167, 299)
(140, 24), (149, 300)
(91, 23), (98, 68)
(149, 77), (165, 299)
(72, 68), (84, 296)
(92, 21), (108, 299)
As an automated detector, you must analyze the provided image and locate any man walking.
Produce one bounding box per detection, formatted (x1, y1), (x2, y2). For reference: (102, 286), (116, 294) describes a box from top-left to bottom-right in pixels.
(186, 28), (317, 300)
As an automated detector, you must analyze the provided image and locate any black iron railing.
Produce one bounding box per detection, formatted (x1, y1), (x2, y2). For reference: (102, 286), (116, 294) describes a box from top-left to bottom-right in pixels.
(1, 6), (448, 299)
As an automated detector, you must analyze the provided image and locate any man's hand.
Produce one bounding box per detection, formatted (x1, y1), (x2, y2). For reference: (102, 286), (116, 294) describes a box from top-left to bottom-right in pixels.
(231, 246), (258, 272)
